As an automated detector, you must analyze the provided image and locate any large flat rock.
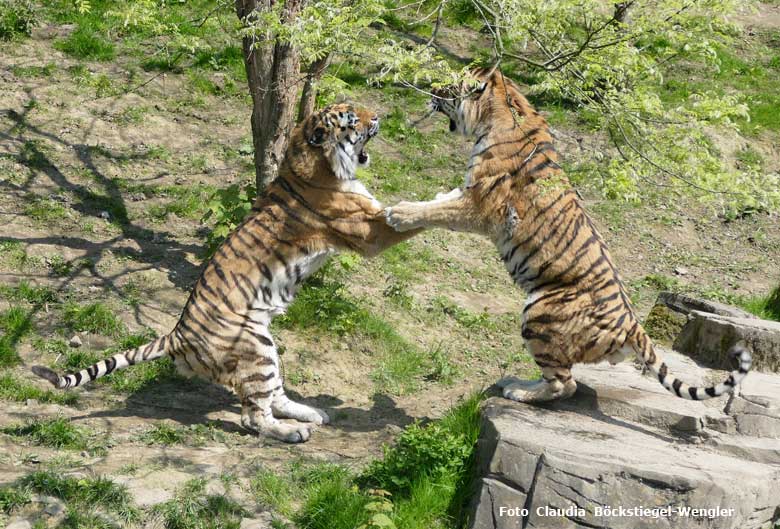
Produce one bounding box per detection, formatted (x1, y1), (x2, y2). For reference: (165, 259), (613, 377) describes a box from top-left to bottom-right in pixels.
(674, 311), (780, 373)
(470, 349), (780, 529)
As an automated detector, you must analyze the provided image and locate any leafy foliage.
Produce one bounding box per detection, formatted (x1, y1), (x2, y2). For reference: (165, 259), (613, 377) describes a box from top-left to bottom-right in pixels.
(0, 0), (37, 40)
(202, 181), (257, 256)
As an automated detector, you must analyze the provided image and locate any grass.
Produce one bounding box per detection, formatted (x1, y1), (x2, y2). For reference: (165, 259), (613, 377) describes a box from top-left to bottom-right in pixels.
(62, 301), (125, 336)
(662, 43), (780, 134)
(736, 284), (780, 322)
(0, 373), (79, 405)
(0, 305), (34, 366)
(54, 26), (115, 61)
(1, 417), (91, 450)
(250, 393), (485, 529)
(24, 196), (71, 225)
(19, 471), (138, 522)
(140, 422), (227, 446)
(153, 478), (247, 529)
(0, 280), (57, 304)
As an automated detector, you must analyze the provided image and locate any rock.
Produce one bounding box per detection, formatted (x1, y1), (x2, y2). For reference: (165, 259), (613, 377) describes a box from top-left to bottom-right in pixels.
(239, 515), (274, 529)
(469, 348), (780, 529)
(656, 292), (756, 320)
(39, 495), (66, 517)
(674, 310), (780, 373)
(98, 211), (111, 220)
(68, 334), (82, 348)
(673, 266), (689, 276)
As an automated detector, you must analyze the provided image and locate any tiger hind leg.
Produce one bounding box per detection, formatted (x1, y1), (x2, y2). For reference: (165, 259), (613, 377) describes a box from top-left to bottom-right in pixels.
(272, 386), (330, 425)
(237, 343), (315, 443)
(499, 366), (577, 403)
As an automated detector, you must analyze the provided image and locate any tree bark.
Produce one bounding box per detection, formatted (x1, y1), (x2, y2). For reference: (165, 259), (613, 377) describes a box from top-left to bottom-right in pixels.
(613, 2), (633, 24)
(236, 0), (304, 191)
(297, 54), (330, 123)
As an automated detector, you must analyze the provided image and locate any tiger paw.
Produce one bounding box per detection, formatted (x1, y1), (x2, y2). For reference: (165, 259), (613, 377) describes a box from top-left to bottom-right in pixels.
(434, 188), (463, 201)
(385, 203), (424, 232)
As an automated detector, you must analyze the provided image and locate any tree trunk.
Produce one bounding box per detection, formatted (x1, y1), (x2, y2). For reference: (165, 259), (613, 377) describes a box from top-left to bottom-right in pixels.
(297, 54), (330, 123)
(236, 0), (304, 191)
(613, 2), (633, 24)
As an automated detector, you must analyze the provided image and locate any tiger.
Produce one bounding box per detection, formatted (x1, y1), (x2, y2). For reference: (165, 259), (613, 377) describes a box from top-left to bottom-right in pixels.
(33, 103), (420, 443)
(385, 67), (752, 403)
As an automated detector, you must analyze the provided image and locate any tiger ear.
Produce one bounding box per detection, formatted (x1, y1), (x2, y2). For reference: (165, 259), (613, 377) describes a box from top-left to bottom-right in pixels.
(308, 126), (326, 146)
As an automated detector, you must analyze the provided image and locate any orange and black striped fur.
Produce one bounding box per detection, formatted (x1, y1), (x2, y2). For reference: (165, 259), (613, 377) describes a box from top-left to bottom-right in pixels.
(33, 104), (420, 442)
(386, 68), (751, 402)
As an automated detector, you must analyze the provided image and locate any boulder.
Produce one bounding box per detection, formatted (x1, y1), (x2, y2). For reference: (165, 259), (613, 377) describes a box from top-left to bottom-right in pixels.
(655, 292), (757, 320)
(674, 310), (780, 373)
(469, 349), (780, 529)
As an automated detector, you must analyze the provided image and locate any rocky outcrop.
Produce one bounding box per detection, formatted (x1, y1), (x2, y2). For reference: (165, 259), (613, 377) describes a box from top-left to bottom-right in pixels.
(674, 311), (780, 373)
(655, 292), (757, 320)
(469, 349), (780, 529)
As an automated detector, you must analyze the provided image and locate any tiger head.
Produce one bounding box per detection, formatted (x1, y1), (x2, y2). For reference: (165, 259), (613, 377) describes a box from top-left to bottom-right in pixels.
(430, 67), (497, 137)
(295, 103), (379, 181)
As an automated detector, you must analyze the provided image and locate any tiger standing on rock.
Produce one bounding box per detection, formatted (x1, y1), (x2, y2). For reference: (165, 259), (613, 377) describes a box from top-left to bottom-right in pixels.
(385, 67), (752, 403)
(33, 103), (420, 443)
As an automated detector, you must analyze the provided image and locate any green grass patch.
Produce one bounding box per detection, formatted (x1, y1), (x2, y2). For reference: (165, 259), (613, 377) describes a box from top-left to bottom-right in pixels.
(380, 242), (441, 283)
(140, 422), (227, 447)
(0, 280), (57, 304)
(274, 393), (485, 529)
(19, 470), (138, 522)
(153, 478), (247, 529)
(0, 305), (33, 367)
(0, 0), (37, 41)
(0, 484), (31, 513)
(62, 301), (125, 337)
(0, 373), (78, 406)
(23, 196), (71, 225)
(54, 26), (115, 61)
(11, 63), (55, 78)
(2, 417), (91, 451)
(736, 284), (780, 322)
(250, 467), (295, 518)
(278, 266), (430, 394)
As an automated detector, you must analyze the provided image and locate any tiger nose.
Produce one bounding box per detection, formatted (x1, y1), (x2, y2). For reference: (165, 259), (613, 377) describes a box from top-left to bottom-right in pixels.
(368, 114), (379, 137)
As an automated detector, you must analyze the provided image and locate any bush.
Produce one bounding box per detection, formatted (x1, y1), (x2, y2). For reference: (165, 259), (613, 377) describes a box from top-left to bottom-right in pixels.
(0, 0), (37, 41)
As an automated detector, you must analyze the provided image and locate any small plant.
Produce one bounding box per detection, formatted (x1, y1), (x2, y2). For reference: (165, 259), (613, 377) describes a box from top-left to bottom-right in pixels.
(0, 280), (57, 304)
(0, 0), (37, 40)
(357, 490), (397, 529)
(54, 27), (115, 61)
(141, 423), (186, 445)
(153, 478), (247, 529)
(202, 182), (257, 256)
(20, 471), (138, 522)
(2, 417), (89, 451)
(0, 373), (78, 406)
(62, 301), (125, 337)
(0, 485), (31, 513)
(0, 306), (33, 367)
(251, 467), (295, 517)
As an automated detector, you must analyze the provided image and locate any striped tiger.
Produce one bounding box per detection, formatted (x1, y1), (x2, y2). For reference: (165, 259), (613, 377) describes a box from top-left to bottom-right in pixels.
(33, 103), (420, 442)
(385, 67), (752, 403)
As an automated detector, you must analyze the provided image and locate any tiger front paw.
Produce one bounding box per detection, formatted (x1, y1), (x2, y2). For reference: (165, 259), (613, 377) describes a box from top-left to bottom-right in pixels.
(384, 203), (425, 232)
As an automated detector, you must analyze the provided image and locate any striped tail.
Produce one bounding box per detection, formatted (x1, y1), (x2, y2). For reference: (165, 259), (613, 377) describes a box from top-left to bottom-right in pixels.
(32, 335), (170, 389)
(633, 335), (752, 400)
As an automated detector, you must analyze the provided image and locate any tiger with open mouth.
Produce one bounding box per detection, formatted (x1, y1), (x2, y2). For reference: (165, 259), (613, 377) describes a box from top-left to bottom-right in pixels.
(34, 103), (420, 443)
(386, 67), (751, 403)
